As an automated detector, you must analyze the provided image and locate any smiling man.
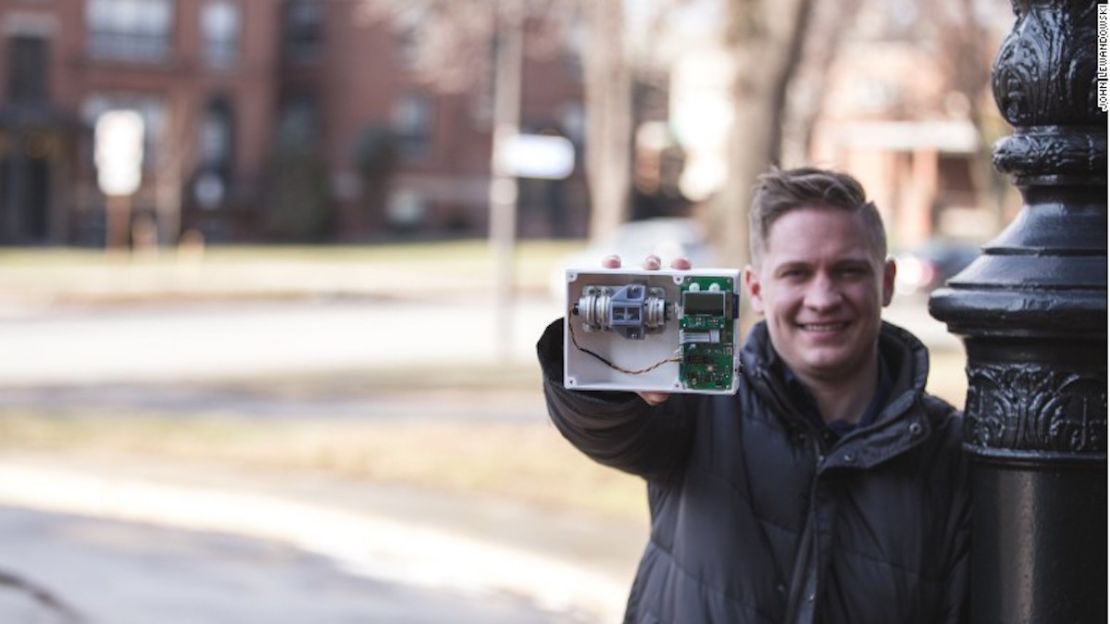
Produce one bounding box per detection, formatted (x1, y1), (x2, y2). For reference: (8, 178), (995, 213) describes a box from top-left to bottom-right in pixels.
(537, 167), (969, 623)
(745, 171), (897, 436)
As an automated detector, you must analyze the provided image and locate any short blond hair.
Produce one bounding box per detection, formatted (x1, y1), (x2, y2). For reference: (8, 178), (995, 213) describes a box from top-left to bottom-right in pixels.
(748, 167), (887, 266)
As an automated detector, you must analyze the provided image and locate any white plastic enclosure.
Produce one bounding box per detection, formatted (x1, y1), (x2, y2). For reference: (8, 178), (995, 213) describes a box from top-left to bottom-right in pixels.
(564, 267), (741, 394)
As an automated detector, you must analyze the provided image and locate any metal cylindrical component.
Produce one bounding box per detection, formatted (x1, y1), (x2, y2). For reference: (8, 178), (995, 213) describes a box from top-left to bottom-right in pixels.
(644, 295), (667, 329)
(575, 288), (611, 332)
(971, 459), (1106, 622)
(574, 284), (668, 339)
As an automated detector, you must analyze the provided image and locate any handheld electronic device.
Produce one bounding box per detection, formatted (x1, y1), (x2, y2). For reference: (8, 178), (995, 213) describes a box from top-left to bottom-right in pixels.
(563, 267), (742, 394)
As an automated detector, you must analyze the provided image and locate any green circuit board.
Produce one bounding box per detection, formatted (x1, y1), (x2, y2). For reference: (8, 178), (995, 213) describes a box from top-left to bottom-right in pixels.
(678, 276), (737, 390)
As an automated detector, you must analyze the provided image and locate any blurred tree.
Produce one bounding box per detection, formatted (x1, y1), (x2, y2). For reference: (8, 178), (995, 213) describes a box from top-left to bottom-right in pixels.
(582, 0), (632, 242)
(919, 0), (1014, 226)
(264, 108), (332, 241)
(714, 0), (1009, 264)
(780, 0), (865, 166)
(360, 0), (1007, 255)
(358, 0), (663, 242)
(352, 124), (399, 232)
(712, 0), (815, 266)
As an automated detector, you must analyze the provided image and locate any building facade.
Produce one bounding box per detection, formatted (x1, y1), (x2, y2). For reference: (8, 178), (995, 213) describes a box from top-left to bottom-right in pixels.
(0, 0), (587, 246)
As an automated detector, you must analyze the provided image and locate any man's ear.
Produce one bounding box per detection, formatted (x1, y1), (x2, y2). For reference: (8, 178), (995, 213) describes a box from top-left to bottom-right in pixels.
(744, 265), (764, 314)
(881, 258), (896, 306)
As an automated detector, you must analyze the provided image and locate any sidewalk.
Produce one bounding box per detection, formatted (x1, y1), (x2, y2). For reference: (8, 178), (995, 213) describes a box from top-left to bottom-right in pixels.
(0, 451), (645, 623)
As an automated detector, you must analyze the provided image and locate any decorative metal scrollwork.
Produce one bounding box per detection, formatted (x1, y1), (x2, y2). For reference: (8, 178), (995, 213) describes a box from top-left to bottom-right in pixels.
(991, 0), (1101, 127)
(965, 363), (1107, 454)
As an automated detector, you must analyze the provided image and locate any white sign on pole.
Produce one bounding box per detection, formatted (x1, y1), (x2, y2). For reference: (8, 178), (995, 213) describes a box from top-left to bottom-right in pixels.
(95, 110), (145, 196)
(496, 133), (575, 180)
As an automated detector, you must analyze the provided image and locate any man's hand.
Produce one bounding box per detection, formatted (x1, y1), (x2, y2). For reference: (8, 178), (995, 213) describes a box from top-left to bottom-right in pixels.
(602, 253), (692, 406)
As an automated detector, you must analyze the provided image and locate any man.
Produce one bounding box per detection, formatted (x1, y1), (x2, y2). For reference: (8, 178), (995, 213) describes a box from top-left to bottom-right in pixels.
(536, 167), (969, 623)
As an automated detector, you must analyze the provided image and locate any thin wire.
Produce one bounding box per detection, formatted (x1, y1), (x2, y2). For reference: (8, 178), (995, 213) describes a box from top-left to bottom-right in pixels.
(568, 321), (681, 375)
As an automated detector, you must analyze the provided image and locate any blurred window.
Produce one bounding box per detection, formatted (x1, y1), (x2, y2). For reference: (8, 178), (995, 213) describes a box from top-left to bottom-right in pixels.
(201, 0), (240, 70)
(283, 0), (322, 64)
(199, 97), (235, 168)
(391, 6), (429, 70)
(395, 24), (420, 69)
(86, 0), (174, 64)
(851, 78), (899, 114)
(556, 22), (584, 84)
(386, 188), (426, 227)
(560, 102), (585, 145)
(276, 93), (319, 148)
(391, 94), (433, 161)
(7, 35), (49, 104)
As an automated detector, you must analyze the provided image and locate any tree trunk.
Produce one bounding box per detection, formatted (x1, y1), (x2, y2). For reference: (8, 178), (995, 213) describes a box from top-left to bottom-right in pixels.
(788, 0), (863, 165)
(583, 0), (632, 242)
(714, 0), (815, 267)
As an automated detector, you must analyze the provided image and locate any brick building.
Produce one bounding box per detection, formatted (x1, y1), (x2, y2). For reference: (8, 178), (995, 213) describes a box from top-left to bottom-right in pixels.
(0, 0), (587, 245)
(804, 0), (1014, 248)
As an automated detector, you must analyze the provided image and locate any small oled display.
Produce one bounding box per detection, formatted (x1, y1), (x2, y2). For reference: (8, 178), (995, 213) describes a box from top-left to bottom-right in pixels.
(683, 291), (725, 316)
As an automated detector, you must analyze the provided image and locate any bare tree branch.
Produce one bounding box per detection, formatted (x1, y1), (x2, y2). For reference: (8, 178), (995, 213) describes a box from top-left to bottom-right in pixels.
(713, 0), (817, 267)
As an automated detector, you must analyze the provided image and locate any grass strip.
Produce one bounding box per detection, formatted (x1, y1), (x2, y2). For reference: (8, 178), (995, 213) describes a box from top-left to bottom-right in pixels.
(0, 410), (645, 522)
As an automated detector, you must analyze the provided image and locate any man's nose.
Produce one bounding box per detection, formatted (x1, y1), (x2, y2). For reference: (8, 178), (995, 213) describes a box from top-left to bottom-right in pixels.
(804, 274), (842, 310)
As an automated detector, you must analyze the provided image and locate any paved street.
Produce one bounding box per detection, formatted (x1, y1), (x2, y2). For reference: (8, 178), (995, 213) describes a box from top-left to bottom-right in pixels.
(0, 296), (561, 386)
(0, 381), (549, 422)
(0, 454), (637, 624)
(0, 294), (956, 387)
(0, 505), (590, 624)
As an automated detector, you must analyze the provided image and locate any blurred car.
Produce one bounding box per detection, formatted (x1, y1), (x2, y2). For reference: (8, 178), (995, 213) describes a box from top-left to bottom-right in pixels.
(549, 217), (716, 300)
(894, 239), (980, 296)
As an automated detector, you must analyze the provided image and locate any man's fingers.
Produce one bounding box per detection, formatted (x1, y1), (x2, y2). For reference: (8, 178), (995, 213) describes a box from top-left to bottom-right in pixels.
(604, 255), (688, 271)
(638, 392), (669, 406)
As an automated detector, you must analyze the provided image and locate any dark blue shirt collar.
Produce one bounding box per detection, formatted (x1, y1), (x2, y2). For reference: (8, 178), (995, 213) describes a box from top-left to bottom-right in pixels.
(781, 351), (892, 439)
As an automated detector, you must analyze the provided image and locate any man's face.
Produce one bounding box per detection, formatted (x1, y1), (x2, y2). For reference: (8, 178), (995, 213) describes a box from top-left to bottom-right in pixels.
(744, 206), (895, 384)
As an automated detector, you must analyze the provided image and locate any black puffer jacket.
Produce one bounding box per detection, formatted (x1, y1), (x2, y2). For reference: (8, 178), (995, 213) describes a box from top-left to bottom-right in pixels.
(538, 319), (969, 624)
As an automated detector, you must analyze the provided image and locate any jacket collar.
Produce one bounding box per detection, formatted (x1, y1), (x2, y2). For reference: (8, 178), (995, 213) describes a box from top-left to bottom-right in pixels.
(740, 320), (934, 467)
(780, 349), (893, 437)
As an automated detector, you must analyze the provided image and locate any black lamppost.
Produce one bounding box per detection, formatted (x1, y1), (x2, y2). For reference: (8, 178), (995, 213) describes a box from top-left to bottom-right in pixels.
(929, 1), (1107, 622)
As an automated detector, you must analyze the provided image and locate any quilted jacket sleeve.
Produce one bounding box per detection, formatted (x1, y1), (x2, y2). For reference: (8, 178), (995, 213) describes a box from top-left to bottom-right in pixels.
(536, 318), (695, 480)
